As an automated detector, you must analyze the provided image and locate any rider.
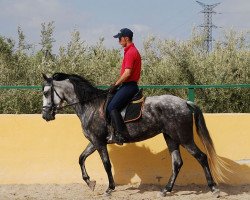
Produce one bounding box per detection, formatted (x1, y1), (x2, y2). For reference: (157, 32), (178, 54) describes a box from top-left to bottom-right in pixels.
(107, 28), (142, 144)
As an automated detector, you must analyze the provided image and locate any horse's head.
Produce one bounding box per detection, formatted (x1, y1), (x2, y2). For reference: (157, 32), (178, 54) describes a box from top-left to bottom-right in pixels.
(42, 73), (65, 121)
(41, 72), (105, 121)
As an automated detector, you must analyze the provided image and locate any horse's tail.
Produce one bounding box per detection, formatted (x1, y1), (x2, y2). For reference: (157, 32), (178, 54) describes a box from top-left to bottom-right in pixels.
(187, 101), (230, 183)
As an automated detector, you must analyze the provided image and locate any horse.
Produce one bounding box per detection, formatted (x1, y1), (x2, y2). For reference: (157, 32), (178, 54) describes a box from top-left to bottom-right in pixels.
(41, 72), (227, 197)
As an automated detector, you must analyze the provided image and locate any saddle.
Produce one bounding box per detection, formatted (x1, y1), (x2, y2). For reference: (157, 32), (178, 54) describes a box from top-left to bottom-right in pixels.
(105, 89), (144, 124)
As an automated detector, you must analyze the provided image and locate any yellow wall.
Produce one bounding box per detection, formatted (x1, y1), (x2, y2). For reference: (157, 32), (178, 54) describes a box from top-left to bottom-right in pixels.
(0, 114), (249, 185)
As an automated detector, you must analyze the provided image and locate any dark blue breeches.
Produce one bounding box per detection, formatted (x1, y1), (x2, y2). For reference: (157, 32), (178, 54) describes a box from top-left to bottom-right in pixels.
(107, 82), (139, 113)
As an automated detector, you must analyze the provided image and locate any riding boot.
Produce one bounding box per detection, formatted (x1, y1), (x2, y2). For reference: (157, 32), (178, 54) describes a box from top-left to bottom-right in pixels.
(107, 109), (129, 145)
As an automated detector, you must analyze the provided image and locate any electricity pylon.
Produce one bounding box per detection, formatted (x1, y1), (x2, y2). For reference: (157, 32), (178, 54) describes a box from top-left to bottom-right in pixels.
(196, 1), (220, 52)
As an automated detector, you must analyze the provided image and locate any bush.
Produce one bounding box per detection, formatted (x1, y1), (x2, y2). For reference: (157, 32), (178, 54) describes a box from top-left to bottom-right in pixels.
(0, 24), (249, 113)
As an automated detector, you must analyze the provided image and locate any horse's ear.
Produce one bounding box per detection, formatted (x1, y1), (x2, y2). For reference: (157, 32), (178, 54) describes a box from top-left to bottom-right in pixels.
(42, 73), (49, 81)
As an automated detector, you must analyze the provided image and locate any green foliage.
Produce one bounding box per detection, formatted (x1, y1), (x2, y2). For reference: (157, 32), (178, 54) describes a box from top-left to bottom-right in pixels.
(140, 31), (249, 112)
(40, 21), (56, 54)
(0, 23), (249, 113)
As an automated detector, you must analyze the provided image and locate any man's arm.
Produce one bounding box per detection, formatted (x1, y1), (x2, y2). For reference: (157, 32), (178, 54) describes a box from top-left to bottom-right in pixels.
(115, 68), (132, 86)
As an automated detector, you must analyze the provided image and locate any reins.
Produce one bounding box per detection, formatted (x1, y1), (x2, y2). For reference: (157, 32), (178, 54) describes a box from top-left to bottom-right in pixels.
(57, 91), (109, 111)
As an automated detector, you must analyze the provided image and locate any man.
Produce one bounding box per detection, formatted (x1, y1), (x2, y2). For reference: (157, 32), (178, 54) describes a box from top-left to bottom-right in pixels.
(107, 28), (142, 144)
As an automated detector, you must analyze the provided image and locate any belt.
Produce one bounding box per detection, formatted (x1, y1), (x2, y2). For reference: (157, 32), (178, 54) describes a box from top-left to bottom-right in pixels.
(122, 81), (137, 85)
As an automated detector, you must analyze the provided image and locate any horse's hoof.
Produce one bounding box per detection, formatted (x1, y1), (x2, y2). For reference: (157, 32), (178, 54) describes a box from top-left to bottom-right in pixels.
(103, 188), (113, 197)
(87, 180), (96, 191)
(103, 192), (111, 197)
(212, 188), (220, 198)
(157, 192), (166, 197)
(157, 191), (170, 197)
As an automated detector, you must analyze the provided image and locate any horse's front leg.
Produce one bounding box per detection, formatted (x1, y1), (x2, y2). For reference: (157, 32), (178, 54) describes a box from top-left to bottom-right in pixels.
(97, 144), (115, 195)
(79, 142), (96, 191)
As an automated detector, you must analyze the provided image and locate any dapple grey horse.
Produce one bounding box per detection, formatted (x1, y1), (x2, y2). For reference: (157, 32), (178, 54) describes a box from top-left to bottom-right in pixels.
(42, 73), (226, 197)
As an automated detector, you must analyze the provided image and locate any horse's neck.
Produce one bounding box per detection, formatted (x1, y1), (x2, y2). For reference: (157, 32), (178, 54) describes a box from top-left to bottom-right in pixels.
(72, 99), (105, 123)
(63, 87), (106, 126)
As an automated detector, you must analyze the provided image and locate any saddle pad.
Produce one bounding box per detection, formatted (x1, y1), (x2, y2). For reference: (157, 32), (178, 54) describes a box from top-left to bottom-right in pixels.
(124, 97), (144, 123)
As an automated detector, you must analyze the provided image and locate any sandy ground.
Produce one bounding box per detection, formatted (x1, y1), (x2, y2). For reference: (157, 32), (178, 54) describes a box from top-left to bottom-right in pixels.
(0, 183), (249, 200)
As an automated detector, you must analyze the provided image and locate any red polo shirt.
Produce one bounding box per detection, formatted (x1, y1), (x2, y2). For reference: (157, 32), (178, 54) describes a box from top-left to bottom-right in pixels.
(120, 43), (141, 83)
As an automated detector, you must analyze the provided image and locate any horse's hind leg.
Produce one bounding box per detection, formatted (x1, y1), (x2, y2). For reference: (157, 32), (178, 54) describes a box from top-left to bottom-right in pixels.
(160, 134), (183, 197)
(183, 141), (220, 197)
(79, 142), (96, 191)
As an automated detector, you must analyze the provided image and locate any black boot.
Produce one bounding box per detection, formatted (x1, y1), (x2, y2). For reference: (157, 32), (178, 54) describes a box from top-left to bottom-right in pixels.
(107, 109), (129, 145)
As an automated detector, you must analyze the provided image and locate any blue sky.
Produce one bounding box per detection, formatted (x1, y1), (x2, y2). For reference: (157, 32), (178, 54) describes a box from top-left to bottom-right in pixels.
(1, 0), (250, 51)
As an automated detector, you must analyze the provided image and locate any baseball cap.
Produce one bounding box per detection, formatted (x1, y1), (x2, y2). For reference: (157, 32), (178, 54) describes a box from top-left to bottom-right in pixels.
(113, 28), (133, 39)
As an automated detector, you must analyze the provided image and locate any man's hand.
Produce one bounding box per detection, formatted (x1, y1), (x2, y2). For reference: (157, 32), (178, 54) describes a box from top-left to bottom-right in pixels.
(108, 84), (119, 94)
(109, 69), (132, 94)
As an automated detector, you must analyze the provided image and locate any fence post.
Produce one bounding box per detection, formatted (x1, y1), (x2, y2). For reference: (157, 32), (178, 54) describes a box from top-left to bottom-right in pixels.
(188, 87), (195, 102)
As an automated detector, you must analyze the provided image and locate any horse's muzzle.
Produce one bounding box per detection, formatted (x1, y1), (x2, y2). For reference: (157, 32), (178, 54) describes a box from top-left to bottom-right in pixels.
(42, 110), (56, 121)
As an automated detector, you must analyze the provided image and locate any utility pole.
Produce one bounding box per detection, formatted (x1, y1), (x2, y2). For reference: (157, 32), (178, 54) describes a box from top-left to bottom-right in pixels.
(196, 1), (220, 52)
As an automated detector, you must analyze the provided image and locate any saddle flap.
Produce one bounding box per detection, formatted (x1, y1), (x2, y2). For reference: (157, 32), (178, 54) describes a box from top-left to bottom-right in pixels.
(123, 89), (144, 123)
(131, 89), (143, 101)
(105, 89), (144, 124)
(123, 97), (144, 123)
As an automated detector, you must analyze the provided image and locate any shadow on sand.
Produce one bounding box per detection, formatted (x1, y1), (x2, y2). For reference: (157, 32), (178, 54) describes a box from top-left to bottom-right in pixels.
(108, 134), (250, 196)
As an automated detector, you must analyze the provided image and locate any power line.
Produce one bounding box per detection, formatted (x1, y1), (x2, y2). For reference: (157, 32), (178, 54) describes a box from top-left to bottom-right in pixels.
(196, 1), (220, 52)
(165, 13), (198, 37)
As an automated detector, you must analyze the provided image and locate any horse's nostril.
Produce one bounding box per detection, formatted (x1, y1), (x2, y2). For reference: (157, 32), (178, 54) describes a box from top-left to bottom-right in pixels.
(42, 113), (47, 120)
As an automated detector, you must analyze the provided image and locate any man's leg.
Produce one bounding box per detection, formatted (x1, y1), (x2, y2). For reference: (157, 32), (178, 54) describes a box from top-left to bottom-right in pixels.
(107, 83), (139, 143)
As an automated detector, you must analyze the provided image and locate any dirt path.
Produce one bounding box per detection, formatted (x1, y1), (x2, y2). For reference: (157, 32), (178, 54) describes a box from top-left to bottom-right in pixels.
(0, 184), (249, 200)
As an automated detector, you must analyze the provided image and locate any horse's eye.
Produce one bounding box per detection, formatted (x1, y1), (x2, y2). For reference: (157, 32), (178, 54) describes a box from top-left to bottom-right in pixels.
(43, 91), (49, 96)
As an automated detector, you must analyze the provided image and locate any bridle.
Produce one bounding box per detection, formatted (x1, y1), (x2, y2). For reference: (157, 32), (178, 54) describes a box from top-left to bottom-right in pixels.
(42, 80), (109, 114)
(42, 81), (67, 114)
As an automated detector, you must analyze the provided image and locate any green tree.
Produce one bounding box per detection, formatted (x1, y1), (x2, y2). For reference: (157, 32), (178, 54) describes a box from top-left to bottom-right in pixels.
(0, 25), (249, 113)
(39, 21), (55, 59)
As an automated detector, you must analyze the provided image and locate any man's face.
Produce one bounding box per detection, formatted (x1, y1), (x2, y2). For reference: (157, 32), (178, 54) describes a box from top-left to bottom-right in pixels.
(119, 37), (128, 47)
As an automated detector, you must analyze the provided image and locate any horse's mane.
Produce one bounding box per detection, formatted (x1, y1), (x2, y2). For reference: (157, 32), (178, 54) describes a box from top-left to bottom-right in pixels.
(52, 72), (106, 104)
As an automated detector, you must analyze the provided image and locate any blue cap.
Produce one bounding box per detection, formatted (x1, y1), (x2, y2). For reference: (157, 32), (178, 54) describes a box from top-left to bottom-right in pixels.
(113, 28), (133, 39)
